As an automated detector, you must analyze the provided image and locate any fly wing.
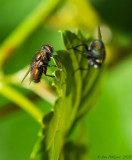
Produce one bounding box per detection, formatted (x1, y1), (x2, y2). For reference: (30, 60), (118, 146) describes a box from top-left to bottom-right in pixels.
(21, 68), (31, 84)
(98, 25), (102, 41)
(21, 53), (43, 84)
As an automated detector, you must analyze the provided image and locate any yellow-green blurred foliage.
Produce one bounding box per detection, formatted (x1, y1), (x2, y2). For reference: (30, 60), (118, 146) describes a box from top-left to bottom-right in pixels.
(0, 0), (132, 160)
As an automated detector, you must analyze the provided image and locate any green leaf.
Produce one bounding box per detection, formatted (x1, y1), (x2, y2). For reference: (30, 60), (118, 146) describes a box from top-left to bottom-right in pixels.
(31, 30), (105, 160)
(62, 124), (89, 160)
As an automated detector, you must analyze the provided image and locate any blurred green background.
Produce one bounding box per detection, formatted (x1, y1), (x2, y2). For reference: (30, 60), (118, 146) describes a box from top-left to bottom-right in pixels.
(0, 0), (132, 159)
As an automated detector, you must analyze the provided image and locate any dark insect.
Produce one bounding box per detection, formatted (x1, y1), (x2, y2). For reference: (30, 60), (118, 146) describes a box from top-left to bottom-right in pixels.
(68, 25), (105, 71)
(21, 45), (57, 83)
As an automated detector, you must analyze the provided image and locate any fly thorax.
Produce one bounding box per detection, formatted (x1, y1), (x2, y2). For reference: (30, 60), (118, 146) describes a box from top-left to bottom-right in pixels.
(89, 40), (105, 59)
(46, 53), (51, 61)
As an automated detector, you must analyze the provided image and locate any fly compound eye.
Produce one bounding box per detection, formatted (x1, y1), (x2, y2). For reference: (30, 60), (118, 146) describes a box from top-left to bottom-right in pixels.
(42, 45), (54, 56)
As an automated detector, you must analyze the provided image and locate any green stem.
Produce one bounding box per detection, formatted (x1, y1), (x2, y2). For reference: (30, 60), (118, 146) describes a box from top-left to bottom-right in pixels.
(2, 67), (56, 104)
(0, 0), (62, 69)
(0, 82), (43, 124)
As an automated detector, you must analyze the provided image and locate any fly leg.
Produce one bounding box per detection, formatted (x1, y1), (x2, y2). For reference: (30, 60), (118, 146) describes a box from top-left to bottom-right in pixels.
(68, 43), (88, 51)
(42, 64), (57, 67)
(73, 61), (91, 75)
(43, 67), (55, 78)
(68, 44), (89, 58)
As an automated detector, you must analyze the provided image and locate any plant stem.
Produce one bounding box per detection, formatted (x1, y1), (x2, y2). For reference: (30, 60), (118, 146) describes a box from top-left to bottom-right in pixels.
(0, 82), (43, 124)
(3, 67), (56, 104)
(0, 0), (62, 69)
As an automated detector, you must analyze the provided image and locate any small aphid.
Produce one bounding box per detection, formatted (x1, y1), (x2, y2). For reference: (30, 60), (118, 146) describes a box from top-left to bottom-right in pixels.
(21, 45), (57, 83)
(68, 25), (105, 71)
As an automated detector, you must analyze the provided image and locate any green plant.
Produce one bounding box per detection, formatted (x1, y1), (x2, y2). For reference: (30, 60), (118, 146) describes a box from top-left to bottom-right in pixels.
(1, 0), (132, 160)
(29, 30), (105, 160)
(0, 27), (105, 160)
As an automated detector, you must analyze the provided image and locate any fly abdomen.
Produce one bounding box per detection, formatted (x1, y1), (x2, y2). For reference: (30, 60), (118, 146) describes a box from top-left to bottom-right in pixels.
(30, 67), (43, 83)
